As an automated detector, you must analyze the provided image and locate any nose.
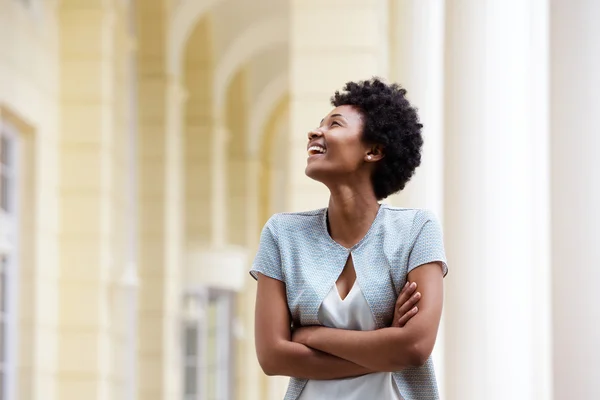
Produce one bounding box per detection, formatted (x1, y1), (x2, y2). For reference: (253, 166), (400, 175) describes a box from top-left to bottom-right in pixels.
(308, 128), (323, 141)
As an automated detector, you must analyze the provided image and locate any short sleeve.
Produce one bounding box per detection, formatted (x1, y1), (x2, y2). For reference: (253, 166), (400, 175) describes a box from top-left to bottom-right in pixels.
(408, 210), (449, 276)
(249, 216), (284, 282)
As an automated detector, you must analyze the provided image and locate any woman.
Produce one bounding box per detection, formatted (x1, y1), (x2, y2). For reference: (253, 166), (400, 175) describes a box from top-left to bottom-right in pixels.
(250, 78), (448, 400)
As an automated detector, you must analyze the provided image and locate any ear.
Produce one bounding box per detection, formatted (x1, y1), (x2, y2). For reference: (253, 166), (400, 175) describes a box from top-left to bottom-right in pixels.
(365, 146), (384, 162)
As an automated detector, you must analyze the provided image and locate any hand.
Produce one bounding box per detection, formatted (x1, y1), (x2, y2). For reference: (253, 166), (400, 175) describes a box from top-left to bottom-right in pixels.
(391, 281), (421, 328)
(292, 325), (319, 346)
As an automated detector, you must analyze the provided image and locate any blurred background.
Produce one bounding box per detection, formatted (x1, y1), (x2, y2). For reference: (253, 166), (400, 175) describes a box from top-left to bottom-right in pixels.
(0, 0), (599, 399)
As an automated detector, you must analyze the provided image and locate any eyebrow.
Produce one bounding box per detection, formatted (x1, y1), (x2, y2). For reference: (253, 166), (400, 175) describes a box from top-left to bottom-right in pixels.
(320, 113), (347, 125)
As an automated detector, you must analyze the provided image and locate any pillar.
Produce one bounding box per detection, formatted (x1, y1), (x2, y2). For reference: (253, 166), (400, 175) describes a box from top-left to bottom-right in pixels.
(211, 119), (228, 246)
(387, 0), (447, 394)
(121, 3), (139, 399)
(388, 0), (445, 213)
(230, 148), (260, 400)
(183, 16), (213, 249)
(266, 114), (292, 400)
(226, 70), (249, 247)
(110, 4), (137, 399)
(443, 1), (551, 399)
(243, 97), (290, 400)
(249, 100), (291, 399)
(288, 0), (390, 210)
(551, 1), (600, 398)
(136, 1), (184, 398)
(57, 2), (117, 399)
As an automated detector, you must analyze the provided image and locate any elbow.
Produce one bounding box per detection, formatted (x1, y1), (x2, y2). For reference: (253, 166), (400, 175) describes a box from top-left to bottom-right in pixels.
(257, 352), (279, 376)
(261, 365), (278, 377)
(257, 346), (287, 376)
(389, 340), (433, 370)
(407, 341), (433, 368)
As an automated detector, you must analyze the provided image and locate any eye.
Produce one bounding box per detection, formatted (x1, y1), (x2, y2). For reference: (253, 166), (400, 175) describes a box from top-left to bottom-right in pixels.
(331, 121), (341, 127)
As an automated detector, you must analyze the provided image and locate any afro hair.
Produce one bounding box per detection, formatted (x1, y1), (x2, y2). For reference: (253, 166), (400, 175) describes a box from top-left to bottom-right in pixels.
(331, 78), (424, 200)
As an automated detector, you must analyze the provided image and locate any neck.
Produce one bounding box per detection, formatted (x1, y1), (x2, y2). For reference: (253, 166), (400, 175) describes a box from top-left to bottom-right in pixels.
(326, 183), (380, 249)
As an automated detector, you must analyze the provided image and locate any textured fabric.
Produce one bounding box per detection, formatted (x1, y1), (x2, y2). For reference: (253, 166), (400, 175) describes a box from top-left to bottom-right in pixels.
(250, 204), (448, 400)
(299, 283), (402, 399)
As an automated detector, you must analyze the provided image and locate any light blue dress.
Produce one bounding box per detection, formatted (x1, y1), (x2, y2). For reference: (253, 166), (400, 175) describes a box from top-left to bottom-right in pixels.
(250, 205), (448, 400)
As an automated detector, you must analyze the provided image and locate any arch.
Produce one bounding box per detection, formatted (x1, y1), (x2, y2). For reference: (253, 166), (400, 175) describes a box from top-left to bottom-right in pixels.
(213, 16), (287, 112)
(248, 72), (288, 157)
(168, 0), (222, 75)
(258, 96), (289, 224)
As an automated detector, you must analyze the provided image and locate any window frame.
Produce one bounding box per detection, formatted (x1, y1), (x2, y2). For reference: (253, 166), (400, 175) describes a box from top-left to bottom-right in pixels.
(182, 288), (235, 400)
(0, 122), (20, 400)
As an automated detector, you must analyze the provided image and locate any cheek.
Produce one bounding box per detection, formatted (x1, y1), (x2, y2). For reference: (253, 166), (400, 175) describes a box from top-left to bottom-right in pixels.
(334, 143), (365, 169)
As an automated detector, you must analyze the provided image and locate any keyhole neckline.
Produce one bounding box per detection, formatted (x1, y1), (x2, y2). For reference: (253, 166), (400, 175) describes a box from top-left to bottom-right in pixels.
(322, 203), (385, 252)
(334, 279), (358, 302)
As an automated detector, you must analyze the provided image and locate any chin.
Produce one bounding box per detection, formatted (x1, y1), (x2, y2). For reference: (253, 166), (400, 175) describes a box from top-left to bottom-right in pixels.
(305, 164), (316, 179)
(305, 163), (325, 182)
(306, 167), (338, 190)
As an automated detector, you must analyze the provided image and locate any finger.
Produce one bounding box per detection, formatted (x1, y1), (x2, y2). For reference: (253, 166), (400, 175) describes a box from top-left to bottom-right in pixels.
(397, 281), (410, 300)
(397, 306), (417, 328)
(395, 282), (417, 307)
(397, 291), (421, 317)
(392, 283), (418, 328)
(397, 306), (418, 327)
(396, 289), (421, 316)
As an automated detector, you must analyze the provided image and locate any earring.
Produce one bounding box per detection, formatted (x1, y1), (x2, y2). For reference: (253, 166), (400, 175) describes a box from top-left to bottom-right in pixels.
(367, 155), (373, 161)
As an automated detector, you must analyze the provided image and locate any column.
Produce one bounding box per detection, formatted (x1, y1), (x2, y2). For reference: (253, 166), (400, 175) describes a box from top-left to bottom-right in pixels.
(224, 71), (249, 247)
(266, 117), (293, 400)
(123, 4), (139, 399)
(288, 0), (389, 211)
(387, 0), (447, 394)
(136, 1), (185, 398)
(551, 1), (600, 399)
(110, 4), (137, 399)
(211, 119), (228, 247)
(233, 149), (263, 400)
(57, 3), (116, 399)
(443, 1), (551, 399)
(388, 0), (445, 213)
(183, 24), (213, 249)
(245, 152), (261, 251)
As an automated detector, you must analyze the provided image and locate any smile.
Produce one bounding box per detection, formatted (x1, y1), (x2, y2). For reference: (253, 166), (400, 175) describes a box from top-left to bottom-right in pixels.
(308, 145), (327, 156)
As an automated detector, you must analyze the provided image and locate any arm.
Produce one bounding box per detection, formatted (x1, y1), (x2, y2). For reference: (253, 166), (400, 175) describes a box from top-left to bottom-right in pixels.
(294, 262), (444, 372)
(254, 272), (376, 379)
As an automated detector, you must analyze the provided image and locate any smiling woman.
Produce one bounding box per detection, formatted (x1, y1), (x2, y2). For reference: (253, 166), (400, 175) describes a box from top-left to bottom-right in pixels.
(251, 78), (448, 400)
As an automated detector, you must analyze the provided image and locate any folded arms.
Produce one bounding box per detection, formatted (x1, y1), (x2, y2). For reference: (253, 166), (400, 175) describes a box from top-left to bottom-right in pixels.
(254, 262), (444, 379)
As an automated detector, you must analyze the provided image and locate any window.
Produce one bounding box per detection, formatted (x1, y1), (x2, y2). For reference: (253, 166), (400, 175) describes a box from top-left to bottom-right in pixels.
(0, 135), (12, 212)
(183, 322), (199, 400)
(0, 255), (7, 398)
(182, 289), (235, 400)
(0, 126), (19, 400)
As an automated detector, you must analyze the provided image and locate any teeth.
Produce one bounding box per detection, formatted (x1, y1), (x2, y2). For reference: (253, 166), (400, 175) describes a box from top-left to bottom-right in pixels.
(308, 145), (326, 154)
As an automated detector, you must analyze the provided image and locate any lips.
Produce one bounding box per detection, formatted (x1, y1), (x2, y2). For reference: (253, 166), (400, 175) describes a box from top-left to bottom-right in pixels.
(307, 143), (327, 156)
(308, 145), (326, 156)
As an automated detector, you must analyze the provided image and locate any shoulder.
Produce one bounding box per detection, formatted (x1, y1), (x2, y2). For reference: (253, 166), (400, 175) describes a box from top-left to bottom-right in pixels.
(379, 205), (440, 229)
(263, 208), (326, 237)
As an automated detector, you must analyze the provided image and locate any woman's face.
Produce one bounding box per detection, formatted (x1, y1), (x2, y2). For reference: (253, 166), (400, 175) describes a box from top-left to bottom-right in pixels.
(305, 105), (376, 183)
